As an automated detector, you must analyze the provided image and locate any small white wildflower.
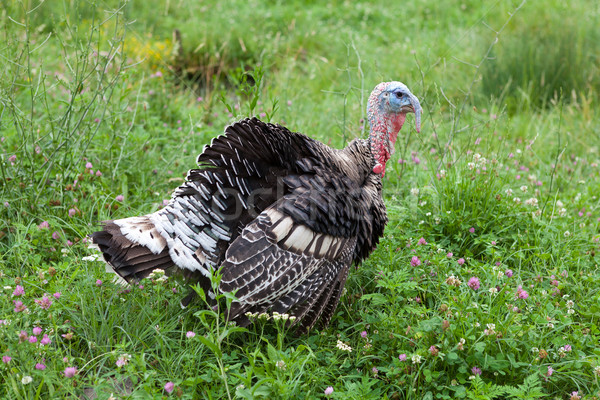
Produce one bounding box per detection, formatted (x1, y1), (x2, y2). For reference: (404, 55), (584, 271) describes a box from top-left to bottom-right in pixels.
(148, 269), (165, 279)
(567, 309), (575, 315)
(531, 347), (539, 353)
(411, 354), (422, 364)
(558, 207), (567, 217)
(439, 169), (447, 178)
(276, 360), (286, 370)
(425, 212), (432, 216)
(497, 271), (504, 279)
(564, 231), (571, 237)
(473, 153), (481, 162)
(434, 217), (441, 225)
(489, 287), (498, 295)
(505, 188), (513, 196)
(579, 222), (586, 229)
(594, 366), (600, 377)
(410, 188), (420, 197)
(513, 197), (521, 204)
(556, 200), (564, 208)
(547, 322), (554, 329)
(82, 254), (102, 262)
(21, 376), (33, 385)
(289, 316), (297, 322)
(467, 162), (475, 170)
(336, 340), (352, 352)
(520, 185), (528, 192)
(258, 313), (271, 321)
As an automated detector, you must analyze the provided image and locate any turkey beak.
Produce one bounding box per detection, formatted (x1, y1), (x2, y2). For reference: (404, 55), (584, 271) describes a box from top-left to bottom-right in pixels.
(409, 93), (422, 133)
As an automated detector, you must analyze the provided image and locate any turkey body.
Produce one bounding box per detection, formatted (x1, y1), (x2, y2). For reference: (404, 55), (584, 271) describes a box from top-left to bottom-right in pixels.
(93, 118), (386, 332)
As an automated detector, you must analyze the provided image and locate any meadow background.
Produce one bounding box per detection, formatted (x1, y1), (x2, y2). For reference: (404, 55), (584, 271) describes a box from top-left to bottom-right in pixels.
(1, 0), (600, 398)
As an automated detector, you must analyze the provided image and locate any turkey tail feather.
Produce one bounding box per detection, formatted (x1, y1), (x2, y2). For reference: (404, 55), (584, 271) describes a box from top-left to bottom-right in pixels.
(91, 218), (174, 281)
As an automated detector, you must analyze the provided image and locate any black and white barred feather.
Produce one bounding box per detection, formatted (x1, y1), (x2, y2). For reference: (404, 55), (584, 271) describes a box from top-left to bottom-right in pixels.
(92, 117), (387, 333)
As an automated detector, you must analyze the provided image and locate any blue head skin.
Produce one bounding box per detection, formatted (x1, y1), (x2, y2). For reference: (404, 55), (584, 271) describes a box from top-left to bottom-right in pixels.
(367, 81), (422, 175)
(383, 82), (422, 132)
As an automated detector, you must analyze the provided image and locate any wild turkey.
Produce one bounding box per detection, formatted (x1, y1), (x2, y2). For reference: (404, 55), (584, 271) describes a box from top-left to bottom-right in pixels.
(92, 81), (421, 333)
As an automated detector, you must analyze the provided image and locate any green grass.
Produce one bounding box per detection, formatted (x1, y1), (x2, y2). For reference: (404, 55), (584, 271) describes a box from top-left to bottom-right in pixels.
(1, 0), (600, 399)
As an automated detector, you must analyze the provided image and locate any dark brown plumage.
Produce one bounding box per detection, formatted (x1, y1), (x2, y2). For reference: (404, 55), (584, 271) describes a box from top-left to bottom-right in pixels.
(92, 81), (421, 333)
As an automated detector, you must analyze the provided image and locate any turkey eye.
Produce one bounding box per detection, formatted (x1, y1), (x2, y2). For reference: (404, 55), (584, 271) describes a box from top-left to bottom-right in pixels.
(395, 92), (404, 98)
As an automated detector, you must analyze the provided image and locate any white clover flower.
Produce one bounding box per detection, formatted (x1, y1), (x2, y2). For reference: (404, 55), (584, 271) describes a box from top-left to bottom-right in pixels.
(410, 188), (420, 197)
(489, 287), (498, 295)
(520, 185), (528, 192)
(411, 354), (422, 364)
(564, 231), (571, 237)
(513, 197), (521, 204)
(556, 200), (564, 208)
(21, 376), (32, 385)
(558, 208), (567, 217)
(473, 153), (481, 162)
(497, 271), (504, 279)
(567, 309), (575, 315)
(524, 197), (538, 207)
(116, 353), (131, 367)
(566, 300), (575, 309)
(594, 366), (600, 377)
(439, 169), (447, 178)
(276, 360), (286, 370)
(467, 162), (475, 170)
(505, 188), (513, 196)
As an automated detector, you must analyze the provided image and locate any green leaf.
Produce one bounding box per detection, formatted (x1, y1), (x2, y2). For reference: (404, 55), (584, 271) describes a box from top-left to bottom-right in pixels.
(198, 335), (222, 358)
